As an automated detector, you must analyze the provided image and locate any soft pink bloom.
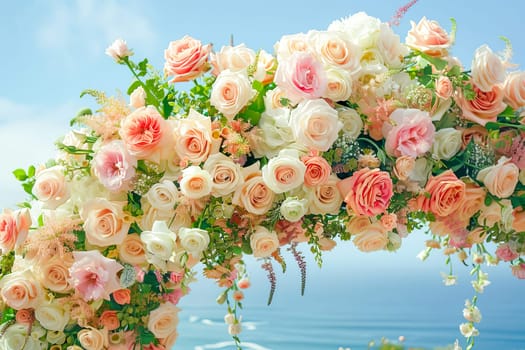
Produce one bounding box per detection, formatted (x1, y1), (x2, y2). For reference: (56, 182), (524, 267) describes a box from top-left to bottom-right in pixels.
(435, 76), (453, 100)
(106, 39), (133, 62)
(380, 213), (398, 231)
(169, 271), (184, 284)
(405, 17), (451, 57)
(496, 243), (519, 262)
(93, 140), (137, 192)
(455, 83), (506, 126)
(0, 208), (31, 252)
(511, 263), (525, 279)
(504, 71), (525, 110)
(302, 154), (331, 187)
(471, 45), (506, 93)
(337, 168), (393, 216)
(135, 267), (145, 283)
(164, 36), (211, 83)
(164, 288), (183, 304)
(383, 108), (435, 158)
(274, 52), (327, 105)
(69, 250), (123, 301)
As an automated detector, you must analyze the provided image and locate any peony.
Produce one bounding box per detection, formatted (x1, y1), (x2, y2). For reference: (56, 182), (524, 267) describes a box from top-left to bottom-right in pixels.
(78, 328), (106, 350)
(471, 45), (506, 92)
(431, 128), (462, 160)
(405, 17), (451, 57)
(455, 84), (506, 126)
(164, 35), (211, 83)
(337, 167), (393, 216)
(327, 12), (381, 50)
(0, 270), (43, 310)
(69, 250), (123, 301)
(383, 108), (435, 158)
(477, 157), (519, 198)
(35, 300), (70, 332)
(33, 166), (69, 209)
(248, 109), (294, 158)
(173, 109), (213, 165)
(141, 221), (177, 266)
(178, 227), (210, 255)
(148, 302), (180, 339)
(92, 140), (137, 192)
(106, 38), (133, 62)
(289, 98), (342, 151)
(274, 52), (327, 105)
(418, 170), (466, 217)
(203, 153), (242, 197)
(308, 174), (343, 215)
(144, 180), (179, 211)
(262, 149), (306, 193)
(0, 208), (31, 252)
(353, 222), (388, 252)
(250, 226), (279, 258)
(81, 198), (130, 247)
(503, 71), (525, 110)
(179, 165), (213, 199)
(210, 69), (256, 119)
(280, 197), (308, 222)
(118, 233), (148, 266)
(496, 243), (519, 262)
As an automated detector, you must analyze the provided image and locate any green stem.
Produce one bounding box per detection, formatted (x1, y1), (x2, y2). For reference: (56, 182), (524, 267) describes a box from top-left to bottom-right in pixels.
(123, 58), (163, 114)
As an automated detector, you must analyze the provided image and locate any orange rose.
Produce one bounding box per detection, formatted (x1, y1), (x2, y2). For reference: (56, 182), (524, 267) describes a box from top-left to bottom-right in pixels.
(112, 289), (131, 305)
(100, 310), (120, 331)
(418, 170), (465, 217)
(456, 182), (486, 221)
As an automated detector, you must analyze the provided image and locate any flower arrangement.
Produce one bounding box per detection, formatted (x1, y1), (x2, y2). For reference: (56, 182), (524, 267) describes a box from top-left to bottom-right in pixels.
(0, 4), (524, 350)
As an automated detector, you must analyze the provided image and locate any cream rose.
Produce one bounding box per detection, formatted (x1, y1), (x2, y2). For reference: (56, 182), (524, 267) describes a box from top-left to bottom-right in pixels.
(477, 157), (519, 198)
(477, 201), (502, 227)
(78, 328), (106, 350)
(289, 98), (342, 151)
(0, 270), (43, 310)
(377, 23), (408, 68)
(327, 12), (381, 50)
(309, 30), (360, 73)
(346, 215), (371, 234)
(280, 197), (308, 222)
(504, 71), (525, 110)
(471, 45), (506, 92)
(33, 166), (69, 209)
(179, 165), (213, 199)
(1, 324), (42, 350)
(210, 69), (256, 119)
(144, 180), (179, 211)
(262, 149), (306, 194)
(353, 222), (388, 252)
(211, 44), (256, 74)
(274, 33), (310, 60)
(203, 153), (242, 197)
(129, 86), (146, 108)
(432, 128), (462, 160)
(140, 221), (177, 265)
(47, 330), (66, 345)
(250, 226), (279, 258)
(178, 227), (210, 255)
(308, 174), (343, 215)
(323, 67), (353, 101)
(148, 302), (180, 339)
(337, 107), (363, 139)
(118, 233), (148, 266)
(35, 300), (70, 332)
(81, 198), (130, 247)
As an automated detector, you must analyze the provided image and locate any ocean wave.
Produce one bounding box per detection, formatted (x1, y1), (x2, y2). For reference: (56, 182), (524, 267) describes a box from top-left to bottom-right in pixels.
(195, 341), (271, 350)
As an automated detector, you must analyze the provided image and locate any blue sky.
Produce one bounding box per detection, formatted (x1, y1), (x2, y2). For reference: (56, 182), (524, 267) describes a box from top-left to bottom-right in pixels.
(1, 1), (524, 342)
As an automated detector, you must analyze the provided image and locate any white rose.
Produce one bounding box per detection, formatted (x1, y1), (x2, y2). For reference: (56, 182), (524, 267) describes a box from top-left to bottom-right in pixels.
(179, 166), (213, 199)
(337, 107), (363, 139)
(148, 302), (180, 339)
(289, 99), (342, 151)
(144, 180), (179, 211)
(471, 44), (506, 92)
(432, 128), (462, 160)
(250, 226), (279, 258)
(210, 69), (256, 118)
(327, 12), (381, 50)
(46, 330), (66, 345)
(280, 197), (308, 222)
(250, 109), (293, 158)
(323, 67), (353, 101)
(105, 38), (133, 62)
(78, 328), (106, 350)
(203, 153), (242, 197)
(263, 87), (289, 115)
(140, 221), (177, 263)
(212, 44), (256, 73)
(274, 33), (310, 61)
(33, 166), (69, 209)
(262, 149), (306, 193)
(35, 300), (70, 332)
(408, 157), (432, 187)
(178, 227), (210, 255)
(129, 86), (146, 108)
(377, 23), (408, 68)
(1, 324), (42, 350)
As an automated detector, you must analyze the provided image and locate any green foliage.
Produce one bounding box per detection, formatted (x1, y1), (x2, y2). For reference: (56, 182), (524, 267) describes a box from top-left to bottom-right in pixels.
(124, 191), (144, 217)
(0, 251), (15, 279)
(12, 165), (37, 199)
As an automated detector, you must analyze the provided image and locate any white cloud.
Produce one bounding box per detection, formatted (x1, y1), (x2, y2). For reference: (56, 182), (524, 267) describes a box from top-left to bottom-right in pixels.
(36, 0), (157, 60)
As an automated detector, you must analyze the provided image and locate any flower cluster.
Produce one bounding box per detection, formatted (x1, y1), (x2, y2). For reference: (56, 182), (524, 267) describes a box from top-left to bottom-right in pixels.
(0, 10), (524, 350)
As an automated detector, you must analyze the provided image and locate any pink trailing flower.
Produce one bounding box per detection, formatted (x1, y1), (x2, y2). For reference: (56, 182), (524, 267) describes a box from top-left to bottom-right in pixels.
(93, 140), (137, 192)
(69, 250), (123, 301)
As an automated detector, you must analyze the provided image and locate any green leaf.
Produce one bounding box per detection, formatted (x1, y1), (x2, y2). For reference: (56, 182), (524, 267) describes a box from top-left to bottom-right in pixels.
(12, 168), (27, 181)
(499, 105), (516, 119)
(162, 95), (174, 118)
(435, 112), (458, 129)
(127, 80), (142, 95)
(419, 52), (448, 71)
(27, 165), (35, 178)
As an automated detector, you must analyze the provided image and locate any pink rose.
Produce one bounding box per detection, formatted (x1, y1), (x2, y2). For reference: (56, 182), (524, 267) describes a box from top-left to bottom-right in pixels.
(211, 44), (255, 75)
(476, 157), (519, 198)
(435, 76), (453, 100)
(302, 154), (331, 187)
(232, 164), (275, 215)
(495, 243), (519, 262)
(0, 270), (43, 310)
(81, 198), (130, 247)
(119, 106), (169, 160)
(471, 45), (506, 92)
(69, 250), (123, 301)
(15, 309), (34, 324)
(418, 170), (466, 217)
(504, 71), (525, 110)
(353, 222), (388, 252)
(512, 206), (525, 232)
(308, 174), (343, 215)
(173, 109), (213, 164)
(455, 83), (506, 126)
(164, 36), (211, 83)
(93, 140), (137, 192)
(511, 263), (525, 279)
(405, 17), (451, 57)
(383, 108), (435, 158)
(0, 208), (31, 252)
(337, 167), (393, 216)
(274, 52), (327, 105)
(210, 69), (256, 119)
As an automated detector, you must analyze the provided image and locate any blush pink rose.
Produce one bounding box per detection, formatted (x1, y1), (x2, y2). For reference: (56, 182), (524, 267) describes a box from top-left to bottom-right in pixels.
(0, 270), (43, 310)
(93, 140), (137, 192)
(69, 250), (123, 301)
(405, 17), (451, 57)
(302, 154), (331, 187)
(455, 83), (507, 126)
(173, 109), (213, 164)
(435, 76), (453, 100)
(476, 157), (519, 199)
(274, 52), (327, 105)
(418, 170), (466, 217)
(81, 198), (130, 247)
(382, 108), (435, 158)
(119, 106), (168, 160)
(504, 71), (525, 110)
(0, 208), (31, 252)
(164, 35), (211, 83)
(496, 243), (519, 262)
(337, 167), (393, 216)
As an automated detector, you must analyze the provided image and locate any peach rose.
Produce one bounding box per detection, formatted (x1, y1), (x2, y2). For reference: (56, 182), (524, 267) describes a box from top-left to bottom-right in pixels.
(471, 45), (506, 92)
(393, 156), (415, 181)
(148, 302), (180, 339)
(119, 106), (169, 160)
(81, 198), (130, 247)
(100, 310), (120, 331)
(504, 71), (525, 110)
(250, 226), (279, 258)
(164, 36), (211, 83)
(353, 222), (388, 252)
(476, 157), (519, 198)
(15, 309), (33, 325)
(323, 67), (353, 101)
(461, 125), (489, 149)
(211, 44), (255, 75)
(512, 206), (525, 232)
(37, 255), (73, 293)
(112, 288), (131, 305)
(0, 208), (31, 252)
(210, 69), (256, 119)
(337, 168), (393, 216)
(203, 153), (242, 197)
(310, 30), (360, 73)
(455, 84), (506, 126)
(435, 76), (453, 100)
(262, 149), (306, 194)
(33, 166), (69, 209)
(0, 270), (43, 310)
(477, 201), (502, 227)
(456, 182), (486, 221)
(302, 154), (331, 187)
(405, 17), (451, 57)
(118, 233), (148, 266)
(173, 109), (213, 165)
(418, 170), (465, 217)
(308, 174), (343, 215)
(346, 215), (371, 234)
(179, 166), (213, 199)
(233, 165), (275, 215)
(78, 328), (106, 350)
